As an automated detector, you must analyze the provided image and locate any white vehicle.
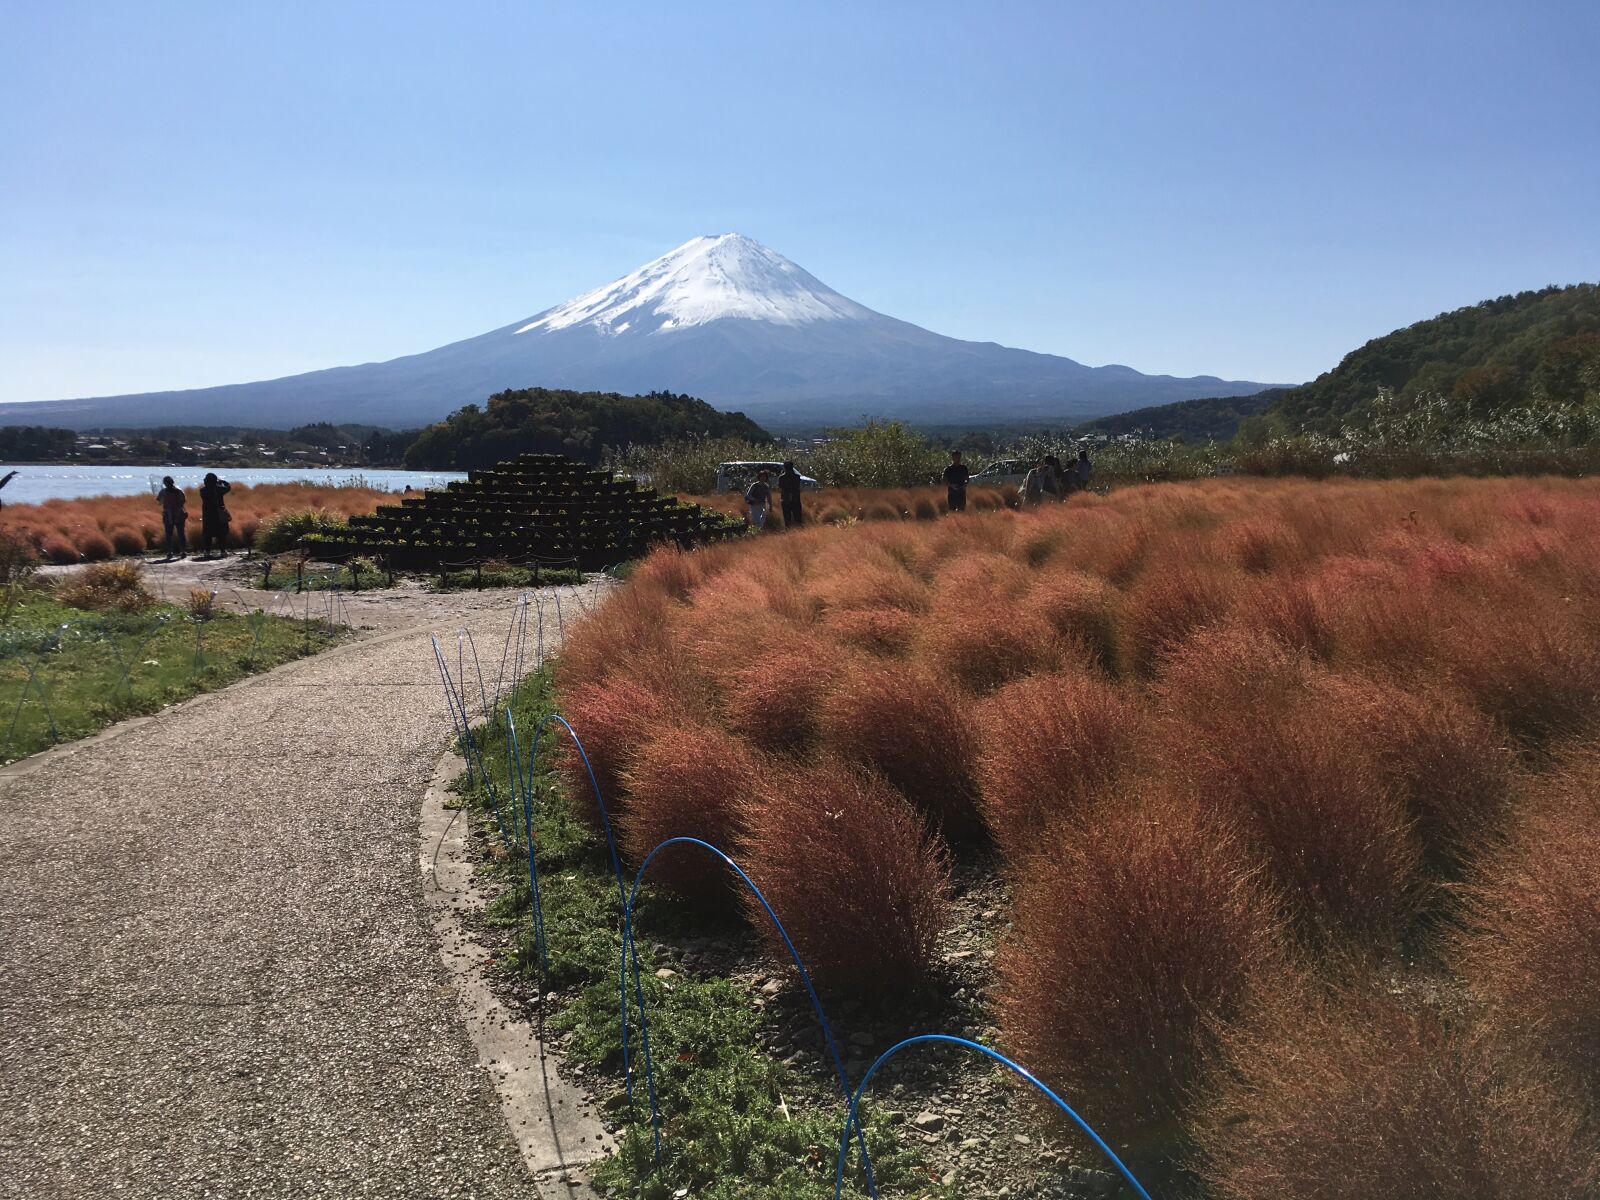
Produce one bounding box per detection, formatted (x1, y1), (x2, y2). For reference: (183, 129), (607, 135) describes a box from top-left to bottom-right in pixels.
(968, 458), (1032, 486)
(715, 461), (820, 494)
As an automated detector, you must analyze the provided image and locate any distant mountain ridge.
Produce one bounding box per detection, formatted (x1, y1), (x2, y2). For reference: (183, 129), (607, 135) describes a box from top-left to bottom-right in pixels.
(1073, 284), (1600, 441)
(1271, 283), (1600, 433)
(4, 234), (1279, 432)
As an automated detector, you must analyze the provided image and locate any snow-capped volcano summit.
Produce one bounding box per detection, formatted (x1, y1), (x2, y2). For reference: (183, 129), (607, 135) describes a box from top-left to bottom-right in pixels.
(9, 234), (1279, 430)
(516, 234), (872, 335)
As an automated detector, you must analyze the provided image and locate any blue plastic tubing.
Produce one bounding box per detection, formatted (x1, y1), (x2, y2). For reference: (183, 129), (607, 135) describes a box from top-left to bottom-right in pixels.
(618, 836), (875, 1193)
(833, 1034), (1154, 1200)
(430, 636), (504, 839)
(503, 709), (549, 974)
(526, 713), (627, 904)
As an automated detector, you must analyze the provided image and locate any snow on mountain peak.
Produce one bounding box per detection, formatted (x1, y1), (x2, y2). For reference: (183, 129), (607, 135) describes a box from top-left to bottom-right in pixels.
(515, 233), (872, 337)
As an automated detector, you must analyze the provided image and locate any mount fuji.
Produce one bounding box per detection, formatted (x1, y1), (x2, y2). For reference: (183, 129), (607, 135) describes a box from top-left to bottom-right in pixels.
(8, 234), (1277, 431)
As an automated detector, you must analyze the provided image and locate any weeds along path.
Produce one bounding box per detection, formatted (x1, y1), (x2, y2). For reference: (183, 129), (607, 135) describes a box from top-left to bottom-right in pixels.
(0, 584), (594, 1200)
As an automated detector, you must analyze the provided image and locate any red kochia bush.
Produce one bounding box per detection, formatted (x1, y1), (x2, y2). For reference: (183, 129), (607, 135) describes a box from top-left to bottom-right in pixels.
(1119, 565), (1240, 677)
(618, 725), (767, 903)
(1456, 747), (1600, 1086)
(1157, 630), (1422, 944)
(820, 658), (982, 837)
(976, 671), (1141, 867)
(1314, 674), (1512, 873)
(995, 797), (1282, 1160)
(912, 599), (1065, 693)
(75, 531), (115, 561)
(555, 584), (676, 696)
(821, 605), (917, 657)
(1432, 594), (1600, 745)
(1023, 566), (1121, 673)
(1194, 980), (1600, 1200)
(39, 534), (79, 564)
(724, 645), (848, 755)
(107, 526), (148, 555)
(740, 763), (951, 995)
(556, 678), (673, 828)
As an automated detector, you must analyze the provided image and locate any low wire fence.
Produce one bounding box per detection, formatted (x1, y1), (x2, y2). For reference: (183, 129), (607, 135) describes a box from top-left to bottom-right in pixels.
(428, 587), (1155, 1200)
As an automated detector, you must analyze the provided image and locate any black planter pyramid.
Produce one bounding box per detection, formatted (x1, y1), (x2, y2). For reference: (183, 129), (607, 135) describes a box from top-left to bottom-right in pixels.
(307, 453), (745, 570)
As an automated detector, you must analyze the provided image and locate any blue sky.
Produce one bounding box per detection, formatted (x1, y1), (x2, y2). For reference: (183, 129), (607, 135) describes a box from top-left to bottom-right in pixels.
(2, 0), (1596, 405)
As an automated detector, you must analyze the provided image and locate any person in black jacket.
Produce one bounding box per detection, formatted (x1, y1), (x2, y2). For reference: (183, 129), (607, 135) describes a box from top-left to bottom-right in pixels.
(198, 472), (232, 558)
(942, 451), (970, 513)
(777, 461), (805, 528)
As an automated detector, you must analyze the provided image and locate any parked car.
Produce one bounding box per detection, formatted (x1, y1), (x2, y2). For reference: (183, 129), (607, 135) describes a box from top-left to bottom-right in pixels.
(968, 458), (1032, 486)
(715, 461), (820, 494)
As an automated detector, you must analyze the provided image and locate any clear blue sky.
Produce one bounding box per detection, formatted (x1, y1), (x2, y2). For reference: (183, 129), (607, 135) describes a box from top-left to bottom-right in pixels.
(3, 0), (1596, 404)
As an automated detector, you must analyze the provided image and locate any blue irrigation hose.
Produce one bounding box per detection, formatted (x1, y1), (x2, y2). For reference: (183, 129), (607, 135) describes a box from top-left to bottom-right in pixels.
(504, 708), (549, 975)
(456, 628), (490, 722)
(527, 713), (627, 904)
(431, 636), (505, 840)
(618, 836), (875, 1194)
(833, 1034), (1154, 1200)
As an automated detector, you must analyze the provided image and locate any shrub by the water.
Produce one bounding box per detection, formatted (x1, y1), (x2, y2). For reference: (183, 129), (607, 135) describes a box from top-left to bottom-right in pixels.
(254, 507), (349, 554)
(740, 763), (951, 996)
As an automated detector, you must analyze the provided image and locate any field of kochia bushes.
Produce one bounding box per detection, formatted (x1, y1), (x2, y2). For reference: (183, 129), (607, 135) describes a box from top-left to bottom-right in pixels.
(557, 476), (1600, 1196)
(0, 484), (388, 562)
(688, 483), (1015, 526)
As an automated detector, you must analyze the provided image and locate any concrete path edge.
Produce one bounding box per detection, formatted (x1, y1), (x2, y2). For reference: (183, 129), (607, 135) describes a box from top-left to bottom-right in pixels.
(419, 748), (612, 1200)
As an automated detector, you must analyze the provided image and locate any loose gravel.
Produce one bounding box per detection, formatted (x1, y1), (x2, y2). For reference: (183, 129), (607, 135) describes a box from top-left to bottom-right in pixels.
(0, 583), (592, 1200)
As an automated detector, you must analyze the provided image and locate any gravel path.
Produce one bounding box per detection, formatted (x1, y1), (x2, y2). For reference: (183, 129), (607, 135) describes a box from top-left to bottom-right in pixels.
(0, 586), (587, 1199)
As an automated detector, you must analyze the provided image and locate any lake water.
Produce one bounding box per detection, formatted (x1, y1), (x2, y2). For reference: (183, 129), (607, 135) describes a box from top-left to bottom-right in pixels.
(0, 464), (466, 506)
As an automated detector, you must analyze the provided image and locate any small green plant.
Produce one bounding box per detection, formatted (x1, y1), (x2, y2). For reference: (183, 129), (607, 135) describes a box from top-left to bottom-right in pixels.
(254, 507), (348, 555)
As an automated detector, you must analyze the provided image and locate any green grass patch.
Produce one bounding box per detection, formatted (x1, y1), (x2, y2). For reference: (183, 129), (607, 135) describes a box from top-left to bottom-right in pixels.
(0, 593), (342, 763)
(453, 667), (943, 1199)
(428, 562), (584, 592)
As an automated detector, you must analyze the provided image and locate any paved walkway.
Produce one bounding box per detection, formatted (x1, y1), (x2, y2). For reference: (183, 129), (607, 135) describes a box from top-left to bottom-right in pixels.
(0, 589), (589, 1199)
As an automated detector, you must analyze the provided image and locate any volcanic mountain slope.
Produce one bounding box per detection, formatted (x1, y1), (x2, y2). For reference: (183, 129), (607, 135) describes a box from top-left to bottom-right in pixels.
(9, 234), (1278, 431)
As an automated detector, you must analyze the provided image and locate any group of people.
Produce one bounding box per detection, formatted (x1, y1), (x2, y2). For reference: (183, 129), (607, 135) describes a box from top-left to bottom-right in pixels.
(1020, 450), (1093, 505)
(741, 461), (807, 530)
(154, 473), (233, 560)
(742, 448), (1095, 528)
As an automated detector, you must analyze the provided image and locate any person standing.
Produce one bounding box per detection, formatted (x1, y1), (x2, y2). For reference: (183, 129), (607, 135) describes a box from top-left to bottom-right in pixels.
(943, 450), (970, 513)
(0, 469), (17, 512)
(1042, 455), (1063, 499)
(199, 472), (232, 558)
(157, 476), (188, 560)
(744, 469), (773, 530)
(777, 460), (805, 528)
(1076, 448), (1094, 490)
(1021, 459), (1049, 506)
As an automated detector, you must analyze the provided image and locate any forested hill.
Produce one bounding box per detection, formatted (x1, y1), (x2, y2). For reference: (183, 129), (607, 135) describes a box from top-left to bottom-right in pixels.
(1272, 284), (1600, 433)
(1076, 390), (1288, 441)
(404, 388), (770, 470)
